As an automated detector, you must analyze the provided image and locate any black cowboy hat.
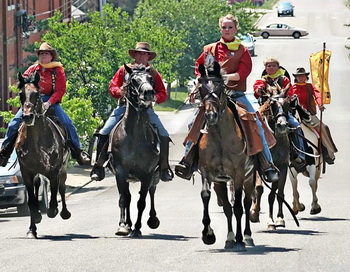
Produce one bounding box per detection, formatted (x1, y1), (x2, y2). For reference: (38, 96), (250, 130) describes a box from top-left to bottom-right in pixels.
(128, 42), (157, 61)
(292, 67), (310, 77)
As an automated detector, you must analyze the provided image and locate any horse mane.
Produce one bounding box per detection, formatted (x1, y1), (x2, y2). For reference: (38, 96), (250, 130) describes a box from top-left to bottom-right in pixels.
(258, 100), (270, 117)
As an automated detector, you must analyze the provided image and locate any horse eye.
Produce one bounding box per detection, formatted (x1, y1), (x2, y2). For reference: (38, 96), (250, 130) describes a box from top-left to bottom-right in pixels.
(124, 74), (130, 81)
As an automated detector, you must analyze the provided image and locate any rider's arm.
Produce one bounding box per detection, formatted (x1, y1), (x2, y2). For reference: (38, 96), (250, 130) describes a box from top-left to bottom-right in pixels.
(109, 67), (125, 99)
(154, 71), (167, 104)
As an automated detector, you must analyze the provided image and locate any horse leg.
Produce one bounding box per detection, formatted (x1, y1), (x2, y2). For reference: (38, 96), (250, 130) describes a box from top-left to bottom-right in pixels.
(214, 183), (234, 249)
(47, 178), (59, 218)
(147, 179), (160, 229)
(115, 175), (132, 236)
(250, 173), (263, 223)
(289, 169), (305, 215)
(130, 176), (153, 238)
(309, 165), (321, 215)
(201, 173), (216, 245)
(243, 180), (255, 247)
(59, 174), (71, 220)
(267, 181), (277, 231)
(276, 167), (287, 228)
(233, 187), (246, 251)
(25, 181), (41, 239)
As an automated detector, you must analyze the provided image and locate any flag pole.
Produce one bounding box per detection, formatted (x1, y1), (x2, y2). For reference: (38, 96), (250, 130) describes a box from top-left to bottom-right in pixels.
(318, 42), (326, 164)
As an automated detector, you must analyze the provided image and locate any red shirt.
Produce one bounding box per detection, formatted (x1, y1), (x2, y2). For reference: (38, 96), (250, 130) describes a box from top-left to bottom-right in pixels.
(109, 63), (167, 104)
(23, 64), (66, 105)
(194, 41), (252, 85)
(253, 76), (290, 99)
(288, 83), (322, 109)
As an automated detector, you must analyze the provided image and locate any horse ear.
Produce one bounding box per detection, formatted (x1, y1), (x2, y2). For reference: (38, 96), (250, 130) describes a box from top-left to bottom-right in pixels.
(213, 62), (221, 77)
(198, 64), (206, 78)
(33, 72), (40, 84)
(124, 63), (132, 75)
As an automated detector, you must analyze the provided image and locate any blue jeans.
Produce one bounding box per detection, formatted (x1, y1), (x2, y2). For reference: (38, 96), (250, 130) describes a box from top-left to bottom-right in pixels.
(1, 95), (81, 150)
(99, 104), (169, 137)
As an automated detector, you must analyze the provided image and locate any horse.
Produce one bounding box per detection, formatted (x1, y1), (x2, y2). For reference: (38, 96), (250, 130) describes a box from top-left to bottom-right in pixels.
(288, 96), (323, 215)
(250, 91), (291, 230)
(108, 64), (160, 237)
(16, 72), (70, 239)
(197, 61), (255, 251)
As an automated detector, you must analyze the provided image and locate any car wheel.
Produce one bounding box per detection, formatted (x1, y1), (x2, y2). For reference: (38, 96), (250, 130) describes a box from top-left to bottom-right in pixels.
(293, 32), (301, 39)
(39, 181), (49, 213)
(262, 32), (269, 39)
(251, 50), (255, 57)
(278, 13), (280, 17)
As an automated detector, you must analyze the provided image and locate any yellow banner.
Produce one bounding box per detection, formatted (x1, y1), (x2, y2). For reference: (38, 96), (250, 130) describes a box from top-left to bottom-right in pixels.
(309, 50), (332, 104)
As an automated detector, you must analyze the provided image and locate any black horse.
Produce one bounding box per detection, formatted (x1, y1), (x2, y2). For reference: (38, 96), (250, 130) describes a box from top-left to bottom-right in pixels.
(16, 72), (70, 239)
(108, 64), (160, 237)
(250, 93), (291, 230)
(197, 62), (255, 251)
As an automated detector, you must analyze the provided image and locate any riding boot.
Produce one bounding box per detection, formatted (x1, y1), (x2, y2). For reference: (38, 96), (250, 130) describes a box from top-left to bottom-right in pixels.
(257, 152), (279, 183)
(159, 136), (174, 182)
(321, 145), (335, 165)
(90, 134), (109, 181)
(289, 127), (306, 168)
(68, 141), (91, 166)
(0, 135), (17, 167)
(175, 143), (198, 180)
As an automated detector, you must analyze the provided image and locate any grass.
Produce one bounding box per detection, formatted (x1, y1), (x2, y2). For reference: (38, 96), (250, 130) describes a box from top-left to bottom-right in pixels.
(154, 86), (189, 112)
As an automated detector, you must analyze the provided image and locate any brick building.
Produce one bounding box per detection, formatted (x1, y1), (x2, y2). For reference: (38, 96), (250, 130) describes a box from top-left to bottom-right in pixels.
(0, 0), (72, 129)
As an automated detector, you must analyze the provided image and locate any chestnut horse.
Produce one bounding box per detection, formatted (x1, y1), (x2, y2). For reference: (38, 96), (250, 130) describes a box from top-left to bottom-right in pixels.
(108, 64), (160, 237)
(16, 72), (70, 239)
(197, 62), (255, 251)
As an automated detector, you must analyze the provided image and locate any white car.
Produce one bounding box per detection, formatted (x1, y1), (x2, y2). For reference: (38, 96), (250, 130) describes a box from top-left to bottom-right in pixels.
(255, 23), (309, 39)
(239, 33), (256, 56)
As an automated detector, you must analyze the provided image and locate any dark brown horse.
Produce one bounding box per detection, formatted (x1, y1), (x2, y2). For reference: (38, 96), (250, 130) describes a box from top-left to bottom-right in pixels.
(250, 93), (291, 230)
(197, 62), (255, 251)
(108, 64), (160, 237)
(16, 72), (70, 239)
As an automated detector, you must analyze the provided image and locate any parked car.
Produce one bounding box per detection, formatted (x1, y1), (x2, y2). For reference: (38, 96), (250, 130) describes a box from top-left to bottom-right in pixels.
(277, 1), (294, 17)
(0, 139), (49, 215)
(239, 33), (256, 56)
(254, 23), (309, 39)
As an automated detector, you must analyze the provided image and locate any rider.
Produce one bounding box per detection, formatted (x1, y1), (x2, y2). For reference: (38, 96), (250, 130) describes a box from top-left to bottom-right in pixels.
(175, 14), (279, 183)
(90, 42), (174, 182)
(0, 42), (90, 167)
(288, 67), (337, 164)
(253, 57), (306, 169)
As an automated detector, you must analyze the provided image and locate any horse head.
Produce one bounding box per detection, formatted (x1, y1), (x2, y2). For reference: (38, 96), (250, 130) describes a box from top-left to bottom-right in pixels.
(198, 62), (225, 126)
(18, 72), (43, 126)
(123, 64), (155, 109)
(269, 95), (290, 136)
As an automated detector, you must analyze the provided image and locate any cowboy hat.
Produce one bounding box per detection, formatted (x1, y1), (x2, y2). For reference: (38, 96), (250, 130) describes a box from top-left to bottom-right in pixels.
(35, 42), (58, 61)
(293, 67), (310, 77)
(128, 42), (157, 61)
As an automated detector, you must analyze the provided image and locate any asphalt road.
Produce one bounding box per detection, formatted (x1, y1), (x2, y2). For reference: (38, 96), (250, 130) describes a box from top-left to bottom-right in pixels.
(1, 0), (350, 271)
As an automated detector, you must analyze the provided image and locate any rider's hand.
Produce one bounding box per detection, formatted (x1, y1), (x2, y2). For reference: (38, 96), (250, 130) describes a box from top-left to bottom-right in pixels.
(319, 105), (326, 111)
(43, 101), (51, 110)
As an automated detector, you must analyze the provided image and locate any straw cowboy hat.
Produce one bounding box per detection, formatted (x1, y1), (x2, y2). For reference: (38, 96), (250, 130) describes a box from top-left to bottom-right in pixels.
(35, 42), (58, 61)
(128, 42), (157, 61)
(292, 67), (310, 77)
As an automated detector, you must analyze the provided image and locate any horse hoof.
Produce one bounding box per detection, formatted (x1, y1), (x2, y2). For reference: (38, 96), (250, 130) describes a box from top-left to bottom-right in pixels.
(115, 226), (131, 236)
(47, 208), (58, 218)
(244, 235), (255, 247)
(202, 232), (216, 245)
(26, 231), (37, 239)
(60, 210), (71, 220)
(267, 224), (276, 231)
(129, 229), (142, 238)
(310, 206), (321, 215)
(300, 203), (306, 212)
(225, 240), (235, 249)
(147, 217), (160, 229)
(275, 218), (285, 228)
(250, 210), (260, 223)
(233, 242), (247, 252)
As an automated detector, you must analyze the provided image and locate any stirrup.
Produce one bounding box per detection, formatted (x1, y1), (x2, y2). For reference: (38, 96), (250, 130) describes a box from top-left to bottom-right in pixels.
(160, 167), (174, 182)
(175, 162), (194, 180)
(90, 165), (105, 181)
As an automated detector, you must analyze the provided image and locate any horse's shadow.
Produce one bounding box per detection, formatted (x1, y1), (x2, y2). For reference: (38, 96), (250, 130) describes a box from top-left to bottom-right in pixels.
(299, 216), (350, 222)
(203, 245), (301, 255)
(38, 233), (99, 241)
(257, 228), (324, 236)
(113, 233), (194, 242)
